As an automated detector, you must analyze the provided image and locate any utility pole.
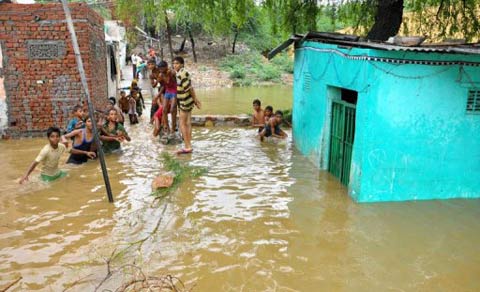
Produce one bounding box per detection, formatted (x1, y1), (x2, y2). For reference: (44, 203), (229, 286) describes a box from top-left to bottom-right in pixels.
(60, 0), (114, 203)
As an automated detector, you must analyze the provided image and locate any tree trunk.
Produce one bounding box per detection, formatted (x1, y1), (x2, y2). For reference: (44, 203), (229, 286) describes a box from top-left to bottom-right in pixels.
(188, 28), (197, 63)
(367, 0), (404, 41)
(177, 37), (187, 53)
(232, 29), (239, 54)
(164, 10), (174, 64)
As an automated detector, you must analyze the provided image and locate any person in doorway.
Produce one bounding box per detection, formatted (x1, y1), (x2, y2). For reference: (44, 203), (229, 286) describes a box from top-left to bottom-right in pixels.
(259, 110), (288, 142)
(66, 105), (85, 134)
(173, 56), (201, 154)
(61, 117), (97, 164)
(252, 99), (265, 132)
(158, 61), (178, 138)
(19, 127), (68, 183)
(100, 109), (131, 153)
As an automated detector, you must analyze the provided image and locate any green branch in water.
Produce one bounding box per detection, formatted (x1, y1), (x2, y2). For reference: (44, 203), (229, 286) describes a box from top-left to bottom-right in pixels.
(151, 153), (207, 198)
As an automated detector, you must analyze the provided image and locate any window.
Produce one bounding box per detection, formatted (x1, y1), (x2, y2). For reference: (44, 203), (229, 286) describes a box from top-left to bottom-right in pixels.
(467, 90), (480, 114)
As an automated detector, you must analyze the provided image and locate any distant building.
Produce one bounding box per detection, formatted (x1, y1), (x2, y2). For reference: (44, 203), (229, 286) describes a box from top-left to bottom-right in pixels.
(0, 3), (108, 137)
(270, 32), (480, 202)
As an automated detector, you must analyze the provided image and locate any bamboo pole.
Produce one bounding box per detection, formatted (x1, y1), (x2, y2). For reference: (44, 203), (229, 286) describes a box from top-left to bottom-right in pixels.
(60, 0), (114, 203)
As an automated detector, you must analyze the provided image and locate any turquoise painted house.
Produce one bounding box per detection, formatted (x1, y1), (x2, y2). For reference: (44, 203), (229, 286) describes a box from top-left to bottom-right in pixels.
(269, 32), (480, 203)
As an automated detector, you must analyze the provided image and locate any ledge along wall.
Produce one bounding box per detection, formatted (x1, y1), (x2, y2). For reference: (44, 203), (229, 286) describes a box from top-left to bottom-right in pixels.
(0, 3), (108, 137)
(293, 41), (480, 202)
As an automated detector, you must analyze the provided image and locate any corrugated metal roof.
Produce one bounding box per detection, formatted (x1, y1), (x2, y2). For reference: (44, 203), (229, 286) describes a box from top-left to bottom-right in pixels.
(268, 32), (480, 60)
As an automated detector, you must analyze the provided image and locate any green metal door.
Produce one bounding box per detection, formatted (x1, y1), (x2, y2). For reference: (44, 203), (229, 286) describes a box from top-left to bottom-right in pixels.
(328, 100), (356, 186)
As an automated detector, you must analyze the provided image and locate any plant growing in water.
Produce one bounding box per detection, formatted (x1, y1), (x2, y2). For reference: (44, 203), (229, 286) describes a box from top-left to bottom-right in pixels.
(152, 152), (207, 198)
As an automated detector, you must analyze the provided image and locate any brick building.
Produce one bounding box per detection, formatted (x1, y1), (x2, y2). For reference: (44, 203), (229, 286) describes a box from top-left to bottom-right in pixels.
(0, 2), (108, 137)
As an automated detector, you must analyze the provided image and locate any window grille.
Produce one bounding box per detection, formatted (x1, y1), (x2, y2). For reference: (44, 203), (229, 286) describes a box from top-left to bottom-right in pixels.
(467, 90), (480, 114)
(303, 72), (311, 92)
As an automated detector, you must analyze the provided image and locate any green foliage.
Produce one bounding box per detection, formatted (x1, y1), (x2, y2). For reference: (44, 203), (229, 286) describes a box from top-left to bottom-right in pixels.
(230, 68), (246, 79)
(220, 52), (292, 86)
(280, 108), (292, 126)
(152, 153), (206, 198)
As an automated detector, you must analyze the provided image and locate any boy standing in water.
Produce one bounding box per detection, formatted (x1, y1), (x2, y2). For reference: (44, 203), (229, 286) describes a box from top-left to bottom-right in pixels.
(118, 90), (130, 114)
(158, 61), (177, 138)
(173, 56), (201, 154)
(20, 127), (68, 183)
(147, 59), (162, 123)
(252, 99), (265, 132)
(259, 110), (288, 142)
(66, 105), (84, 133)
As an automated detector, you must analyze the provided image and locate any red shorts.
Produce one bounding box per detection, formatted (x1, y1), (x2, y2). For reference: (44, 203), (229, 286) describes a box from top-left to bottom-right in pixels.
(154, 105), (163, 120)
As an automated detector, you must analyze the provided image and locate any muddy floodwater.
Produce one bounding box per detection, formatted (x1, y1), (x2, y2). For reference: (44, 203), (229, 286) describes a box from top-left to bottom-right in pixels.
(194, 85), (293, 115)
(1, 115), (480, 291)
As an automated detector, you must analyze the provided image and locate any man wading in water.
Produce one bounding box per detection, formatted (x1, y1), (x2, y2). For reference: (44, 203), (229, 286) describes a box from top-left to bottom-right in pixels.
(173, 56), (201, 154)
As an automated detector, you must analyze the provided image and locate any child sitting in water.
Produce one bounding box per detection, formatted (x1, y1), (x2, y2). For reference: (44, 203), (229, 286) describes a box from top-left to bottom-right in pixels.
(252, 99), (265, 132)
(264, 105), (273, 124)
(100, 109), (131, 153)
(20, 127), (68, 183)
(259, 110), (288, 142)
(61, 117), (97, 164)
(66, 105), (84, 133)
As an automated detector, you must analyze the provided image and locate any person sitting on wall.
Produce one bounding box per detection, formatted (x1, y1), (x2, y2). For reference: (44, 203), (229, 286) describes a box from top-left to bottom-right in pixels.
(252, 98), (265, 132)
(259, 110), (288, 142)
(263, 105), (273, 124)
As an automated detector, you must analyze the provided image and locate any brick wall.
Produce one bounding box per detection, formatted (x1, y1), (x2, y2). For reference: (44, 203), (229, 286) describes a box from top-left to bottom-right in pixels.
(0, 3), (108, 137)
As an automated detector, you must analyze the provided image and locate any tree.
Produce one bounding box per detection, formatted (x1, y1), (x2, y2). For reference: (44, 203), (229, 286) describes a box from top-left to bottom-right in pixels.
(338, 0), (480, 42)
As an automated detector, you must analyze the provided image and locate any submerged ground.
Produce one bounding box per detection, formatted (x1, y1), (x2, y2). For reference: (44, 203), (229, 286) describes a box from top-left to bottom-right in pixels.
(0, 67), (479, 291)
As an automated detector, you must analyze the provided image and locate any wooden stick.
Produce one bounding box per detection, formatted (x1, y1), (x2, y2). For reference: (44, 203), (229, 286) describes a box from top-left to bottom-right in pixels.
(0, 277), (22, 292)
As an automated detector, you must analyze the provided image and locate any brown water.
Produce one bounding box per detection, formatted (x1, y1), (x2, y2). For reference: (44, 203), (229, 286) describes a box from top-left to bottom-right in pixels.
(195, 85), (293, 115)
(1, 116), (480, 291)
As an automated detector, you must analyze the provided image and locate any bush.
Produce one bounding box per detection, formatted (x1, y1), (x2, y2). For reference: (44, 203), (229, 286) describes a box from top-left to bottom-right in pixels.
(258, 64), (281, 81)
(230, 68), (246, 79)
(220, 51), (291, 86)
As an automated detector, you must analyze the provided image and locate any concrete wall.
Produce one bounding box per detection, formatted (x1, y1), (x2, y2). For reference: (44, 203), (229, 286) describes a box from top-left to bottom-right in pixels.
(0, 3), (108, 137)
(293, 41), (480, 202)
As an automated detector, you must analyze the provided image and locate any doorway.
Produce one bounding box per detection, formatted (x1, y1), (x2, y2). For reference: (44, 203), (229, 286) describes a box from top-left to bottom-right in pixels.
(328, 88), (357, 186)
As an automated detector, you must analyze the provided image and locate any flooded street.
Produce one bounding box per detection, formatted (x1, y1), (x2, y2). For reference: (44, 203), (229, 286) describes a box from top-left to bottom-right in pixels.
(1, 114), (480, 291)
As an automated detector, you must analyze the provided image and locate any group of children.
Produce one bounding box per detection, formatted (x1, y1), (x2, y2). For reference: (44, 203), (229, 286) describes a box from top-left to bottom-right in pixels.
(20, 56), (200, 184)
(19, 102), (131, 184)
(251, 99), (287, 141)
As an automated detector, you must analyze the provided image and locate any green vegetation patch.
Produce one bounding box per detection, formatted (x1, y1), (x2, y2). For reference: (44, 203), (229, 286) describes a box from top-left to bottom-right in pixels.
(220, 52), (293, 86)
(152, 153), (207, 198)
